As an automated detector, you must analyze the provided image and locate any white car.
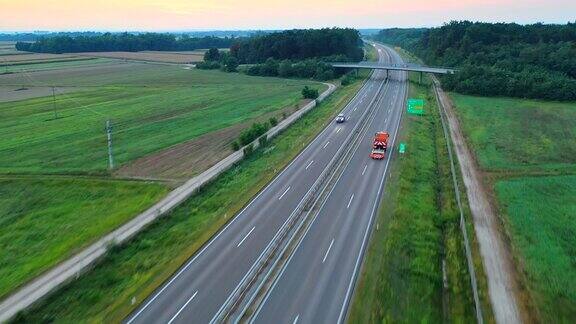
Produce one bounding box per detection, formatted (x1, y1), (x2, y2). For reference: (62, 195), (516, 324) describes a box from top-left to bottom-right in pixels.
(336, 114), (346, 123)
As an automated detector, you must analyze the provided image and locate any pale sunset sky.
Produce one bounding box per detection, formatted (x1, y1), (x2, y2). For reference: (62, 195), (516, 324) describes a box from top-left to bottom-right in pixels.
(1, 0), (574, 31)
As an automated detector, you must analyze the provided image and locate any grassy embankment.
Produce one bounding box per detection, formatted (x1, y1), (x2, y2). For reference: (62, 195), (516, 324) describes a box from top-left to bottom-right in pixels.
(451, 93), (576, 322)
(349, 70), (479, 322)
(0, 65), (323, 300)
(11, 73), (367, 323)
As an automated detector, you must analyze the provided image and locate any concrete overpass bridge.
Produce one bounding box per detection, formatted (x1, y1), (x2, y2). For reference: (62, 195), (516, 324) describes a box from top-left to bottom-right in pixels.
(330, 61), (457, 82)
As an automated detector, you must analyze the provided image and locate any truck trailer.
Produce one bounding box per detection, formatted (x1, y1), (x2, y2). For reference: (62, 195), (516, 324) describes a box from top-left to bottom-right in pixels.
(370, 131), (389, 160)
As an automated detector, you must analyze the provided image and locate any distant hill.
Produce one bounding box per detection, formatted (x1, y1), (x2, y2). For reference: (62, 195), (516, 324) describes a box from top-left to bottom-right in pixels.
(374, 22), (576, 101)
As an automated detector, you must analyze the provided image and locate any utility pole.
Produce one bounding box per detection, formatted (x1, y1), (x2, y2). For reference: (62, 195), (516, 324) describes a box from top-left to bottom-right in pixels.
(52, 86), (58, 119)
(106, 120), (114, 170)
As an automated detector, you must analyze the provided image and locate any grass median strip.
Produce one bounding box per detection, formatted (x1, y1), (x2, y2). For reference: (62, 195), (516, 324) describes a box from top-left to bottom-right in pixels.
(12, 77), (366, 323)
(349, 75), (478, 322)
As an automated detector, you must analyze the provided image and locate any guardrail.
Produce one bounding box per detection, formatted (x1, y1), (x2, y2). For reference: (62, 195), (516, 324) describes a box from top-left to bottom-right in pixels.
(432, 76), (483, 324)
(0, 82), (337, 323)
(210, 73), (389, 323)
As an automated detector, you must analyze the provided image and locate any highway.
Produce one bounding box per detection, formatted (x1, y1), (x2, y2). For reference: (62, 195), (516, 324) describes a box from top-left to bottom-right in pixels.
(251, 46), (407, 323)
(126, 43), (406, 324)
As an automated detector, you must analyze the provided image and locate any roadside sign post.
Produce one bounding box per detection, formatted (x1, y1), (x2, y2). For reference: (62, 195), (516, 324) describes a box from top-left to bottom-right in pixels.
(399, 143), (406, 154)
(407, 99), (425, 115)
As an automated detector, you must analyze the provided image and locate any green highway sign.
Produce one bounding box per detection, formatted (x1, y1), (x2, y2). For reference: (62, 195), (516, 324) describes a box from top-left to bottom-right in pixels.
(399, 143), (406, 154)
(407, 99), (425, 115)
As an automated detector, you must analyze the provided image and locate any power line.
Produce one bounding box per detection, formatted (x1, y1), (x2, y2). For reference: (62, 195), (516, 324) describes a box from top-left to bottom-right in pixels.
(106, 120), (114, 170)
(20, 69), (106, 118)
(51, 86), (58, 120)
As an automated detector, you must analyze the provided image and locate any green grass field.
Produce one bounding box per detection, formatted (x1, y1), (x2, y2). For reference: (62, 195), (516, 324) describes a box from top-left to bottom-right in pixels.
(451, 94), (576, 172)
(0, 66), (322, 174)
(12, 75), (365, 323)
(494, 175), (576, 322)
(2, 58), (114, 73)
(0, 62), (324, 305)
(450, 93), (576, 321)
(349, 76), (477, 322)
(0, 176), (167, 299)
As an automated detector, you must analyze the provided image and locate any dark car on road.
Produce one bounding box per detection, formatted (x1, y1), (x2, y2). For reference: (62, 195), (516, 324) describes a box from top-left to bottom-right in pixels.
(336, 114), (346, 123)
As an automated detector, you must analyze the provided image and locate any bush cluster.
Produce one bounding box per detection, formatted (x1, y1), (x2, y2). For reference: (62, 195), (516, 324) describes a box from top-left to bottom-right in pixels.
(196, 48), (238, 72)
(231, 121), (272, 151)
(245, 58), (336, 81)
(302, 86), (319, 99)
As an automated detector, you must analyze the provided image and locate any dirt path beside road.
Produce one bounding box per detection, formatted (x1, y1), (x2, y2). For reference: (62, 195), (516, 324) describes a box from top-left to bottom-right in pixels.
(433, 79), (525, 324)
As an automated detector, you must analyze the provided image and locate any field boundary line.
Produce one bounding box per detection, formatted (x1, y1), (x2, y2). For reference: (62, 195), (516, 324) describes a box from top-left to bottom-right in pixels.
(432, 75), (483, 324)
(432, 75), (521, 324)
(0, 82), (337, 322)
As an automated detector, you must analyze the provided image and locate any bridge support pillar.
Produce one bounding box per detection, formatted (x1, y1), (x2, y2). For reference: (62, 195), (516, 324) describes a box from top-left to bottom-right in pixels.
(419, 71), (423, 84)
(386, 69), (388, 80)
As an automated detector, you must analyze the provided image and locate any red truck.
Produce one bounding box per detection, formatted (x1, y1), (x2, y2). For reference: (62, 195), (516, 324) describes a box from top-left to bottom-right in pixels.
(370, 131), (389, 160)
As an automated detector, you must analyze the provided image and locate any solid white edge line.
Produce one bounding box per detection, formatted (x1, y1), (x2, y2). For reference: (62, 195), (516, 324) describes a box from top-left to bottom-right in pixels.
(322, 239), (335, 263)
(278, 186), (291, 200)
(237, 226), (256, 248)
(167, 291), (198, 324)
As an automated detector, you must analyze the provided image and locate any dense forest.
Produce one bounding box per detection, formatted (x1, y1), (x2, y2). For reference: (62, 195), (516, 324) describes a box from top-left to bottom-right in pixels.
(0, 32), (105, 42)
(15, 33), (235, 53)
(230, 28), (364, 63)
(375, 22), (576, 101)
(198, 28), (366, 81)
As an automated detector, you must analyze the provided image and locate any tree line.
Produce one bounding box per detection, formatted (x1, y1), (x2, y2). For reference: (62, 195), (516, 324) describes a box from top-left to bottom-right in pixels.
(199, 28), (366, 82)
(198, 48), (340, 81)
(15, 33), (236, 53)
(230, 28), (364, 63)
(374, 21), (576, 101)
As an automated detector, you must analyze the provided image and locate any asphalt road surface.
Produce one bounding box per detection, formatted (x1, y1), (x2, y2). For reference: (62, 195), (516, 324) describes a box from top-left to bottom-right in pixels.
(251, 46), (407, 324)
(126, 43), (406, 324)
